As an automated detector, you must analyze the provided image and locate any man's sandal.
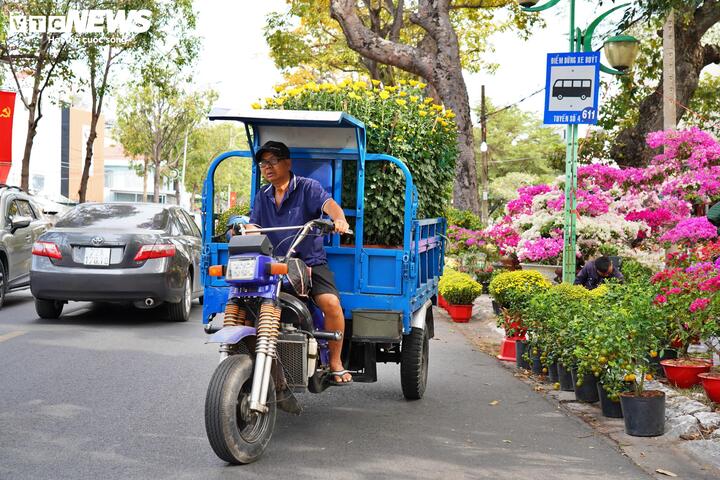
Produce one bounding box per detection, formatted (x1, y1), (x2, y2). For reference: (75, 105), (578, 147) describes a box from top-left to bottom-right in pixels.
(327, 370), (353, 386)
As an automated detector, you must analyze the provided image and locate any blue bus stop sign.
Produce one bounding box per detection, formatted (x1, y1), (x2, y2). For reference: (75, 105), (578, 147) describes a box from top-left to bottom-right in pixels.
(543, 52), (601, 125)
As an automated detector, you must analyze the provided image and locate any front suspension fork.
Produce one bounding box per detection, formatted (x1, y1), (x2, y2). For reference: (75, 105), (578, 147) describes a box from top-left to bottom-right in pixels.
(249, 299), (281, 413)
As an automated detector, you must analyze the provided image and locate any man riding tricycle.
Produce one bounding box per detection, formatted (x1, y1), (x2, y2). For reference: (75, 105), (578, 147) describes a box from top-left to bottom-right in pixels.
(200, 109), (445, 464)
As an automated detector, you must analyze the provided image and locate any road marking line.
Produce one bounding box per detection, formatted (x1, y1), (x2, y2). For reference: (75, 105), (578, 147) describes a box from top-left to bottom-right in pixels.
(0, 331), (26, 343)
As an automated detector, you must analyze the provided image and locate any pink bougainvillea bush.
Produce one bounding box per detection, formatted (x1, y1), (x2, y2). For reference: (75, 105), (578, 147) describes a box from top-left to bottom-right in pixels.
(478, 128), (720, 265)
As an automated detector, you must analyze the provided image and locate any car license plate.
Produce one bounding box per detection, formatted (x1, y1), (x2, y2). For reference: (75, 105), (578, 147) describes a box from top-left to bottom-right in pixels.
(84, 247), (111, 266)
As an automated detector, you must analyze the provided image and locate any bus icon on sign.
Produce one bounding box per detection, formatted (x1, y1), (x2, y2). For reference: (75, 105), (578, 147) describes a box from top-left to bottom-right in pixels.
(552, 79), (592, 100)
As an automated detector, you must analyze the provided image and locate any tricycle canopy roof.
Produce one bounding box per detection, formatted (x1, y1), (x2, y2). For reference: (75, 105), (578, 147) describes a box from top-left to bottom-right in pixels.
(208, 108), (366, 153)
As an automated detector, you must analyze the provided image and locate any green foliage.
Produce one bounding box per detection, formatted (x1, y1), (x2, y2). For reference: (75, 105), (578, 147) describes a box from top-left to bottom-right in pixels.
(114, 73), (216, 201)
(183, 122), (251, 209)
(585, 5), (720, 161)
(581, 283), (667, 396)
(488, 270), (551, 314)
(260, 80), (457, 245)
(475, 100), (564, 179)
(446, 207), (482, 230)
(215, 202), (251, 238)
(264, 0), (542, 83)
(598, 244), (619, 257)
(439, 269), (483, 305)
(522, 279), (668, 396)
(687, 72), (720, 137)
(621, 259), (654, 284)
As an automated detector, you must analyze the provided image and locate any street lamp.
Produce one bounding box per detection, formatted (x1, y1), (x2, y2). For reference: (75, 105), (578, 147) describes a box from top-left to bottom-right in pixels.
(518, 0), (639, 283)
(603, 35), (640, 72)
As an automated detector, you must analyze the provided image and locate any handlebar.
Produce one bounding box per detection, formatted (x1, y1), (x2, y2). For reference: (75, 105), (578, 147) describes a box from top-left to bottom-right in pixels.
(233, 219), (353, 236)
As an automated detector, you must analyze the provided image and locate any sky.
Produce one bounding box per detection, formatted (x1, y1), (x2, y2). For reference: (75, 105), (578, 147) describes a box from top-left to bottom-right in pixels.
(192, 1), (628, 123)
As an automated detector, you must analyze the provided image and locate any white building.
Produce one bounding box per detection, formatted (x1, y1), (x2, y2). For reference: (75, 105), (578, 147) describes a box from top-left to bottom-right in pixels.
(103, 127), (189, 208)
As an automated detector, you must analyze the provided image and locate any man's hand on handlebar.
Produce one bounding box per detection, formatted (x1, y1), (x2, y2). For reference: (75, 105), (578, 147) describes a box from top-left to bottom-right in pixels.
(333, 218), (351, 234)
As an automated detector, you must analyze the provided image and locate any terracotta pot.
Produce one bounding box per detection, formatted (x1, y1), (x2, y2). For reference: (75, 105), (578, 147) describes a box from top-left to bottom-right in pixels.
(698, 372), (720, 403)
(446, 304), (472, 323)
(661, 358), (713, 388)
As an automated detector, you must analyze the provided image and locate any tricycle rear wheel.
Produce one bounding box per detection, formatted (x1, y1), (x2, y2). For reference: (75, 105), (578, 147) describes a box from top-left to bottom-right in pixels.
(401, 326), (429, 400)
(205, 354), (276, 464)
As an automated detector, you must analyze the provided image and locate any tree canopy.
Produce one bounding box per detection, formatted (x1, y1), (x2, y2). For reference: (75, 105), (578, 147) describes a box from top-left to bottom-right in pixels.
(265, 0), (541, 85)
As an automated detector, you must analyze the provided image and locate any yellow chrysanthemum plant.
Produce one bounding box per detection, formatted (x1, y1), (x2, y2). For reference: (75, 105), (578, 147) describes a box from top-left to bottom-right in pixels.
(488, 270), (552, 336)
(439, 269), (482, 305)
(253, 79), (458, 246)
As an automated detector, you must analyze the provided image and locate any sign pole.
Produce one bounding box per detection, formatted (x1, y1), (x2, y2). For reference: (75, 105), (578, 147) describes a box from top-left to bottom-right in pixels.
(561, 0), (578, 283)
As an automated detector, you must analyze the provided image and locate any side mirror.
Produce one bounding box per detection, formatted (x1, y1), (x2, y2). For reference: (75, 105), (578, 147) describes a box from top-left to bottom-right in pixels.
(10, 216), (32, 233)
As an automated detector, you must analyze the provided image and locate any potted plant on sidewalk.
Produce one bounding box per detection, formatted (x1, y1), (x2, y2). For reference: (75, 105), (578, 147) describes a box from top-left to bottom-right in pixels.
(651, 263), (716, 387)
(439, 271), (482, 323)
(600, 283), (667, 436)
(489, 270), (550, 361)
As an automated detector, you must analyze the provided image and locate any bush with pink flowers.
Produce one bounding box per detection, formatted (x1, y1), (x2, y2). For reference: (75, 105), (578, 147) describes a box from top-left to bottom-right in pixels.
(479, 127), (720, 267)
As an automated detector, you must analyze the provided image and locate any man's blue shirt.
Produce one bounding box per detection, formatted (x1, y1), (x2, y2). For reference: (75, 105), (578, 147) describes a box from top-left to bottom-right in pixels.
(249, 172), (331, 266)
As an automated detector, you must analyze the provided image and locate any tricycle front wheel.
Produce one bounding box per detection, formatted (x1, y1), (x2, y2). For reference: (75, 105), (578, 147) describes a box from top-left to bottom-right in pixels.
(401, 326), (429, 400)
(205, 354), (276, 464)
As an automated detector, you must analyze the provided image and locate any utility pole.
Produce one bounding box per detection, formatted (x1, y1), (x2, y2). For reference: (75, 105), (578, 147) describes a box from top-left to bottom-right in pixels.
(480, 85), (489, 225)
(663, 11), (677, 131)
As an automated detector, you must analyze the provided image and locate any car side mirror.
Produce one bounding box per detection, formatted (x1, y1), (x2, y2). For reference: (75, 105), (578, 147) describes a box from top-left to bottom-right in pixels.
(10, 216), (32, 233)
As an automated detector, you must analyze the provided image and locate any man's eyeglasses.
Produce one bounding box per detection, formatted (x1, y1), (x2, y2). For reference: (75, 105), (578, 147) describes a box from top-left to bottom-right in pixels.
(258, 157), (285, 169)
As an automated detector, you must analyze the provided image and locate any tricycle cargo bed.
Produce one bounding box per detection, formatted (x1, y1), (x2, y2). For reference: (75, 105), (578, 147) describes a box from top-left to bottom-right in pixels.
(201, 110), (446, 335)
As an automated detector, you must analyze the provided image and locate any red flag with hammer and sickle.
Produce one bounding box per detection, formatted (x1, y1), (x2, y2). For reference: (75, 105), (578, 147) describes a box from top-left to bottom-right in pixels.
(0, 91), (16, 184)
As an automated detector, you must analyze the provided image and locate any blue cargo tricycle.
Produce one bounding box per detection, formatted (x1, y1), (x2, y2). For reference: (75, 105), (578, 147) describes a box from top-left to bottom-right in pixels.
(200, 109), (445, 464)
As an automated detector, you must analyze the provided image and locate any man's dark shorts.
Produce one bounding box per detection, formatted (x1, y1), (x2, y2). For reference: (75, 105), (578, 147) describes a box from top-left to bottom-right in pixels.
(310, 263), (340, 298)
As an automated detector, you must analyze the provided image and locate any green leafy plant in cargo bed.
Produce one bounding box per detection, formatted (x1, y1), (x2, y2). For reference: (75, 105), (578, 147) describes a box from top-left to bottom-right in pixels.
(215, 202), (251, 238)
(256, 79), (458, 246)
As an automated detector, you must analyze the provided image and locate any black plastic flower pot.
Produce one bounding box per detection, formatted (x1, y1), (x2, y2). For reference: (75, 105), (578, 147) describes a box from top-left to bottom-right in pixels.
(515, 340), (531, 370)
(531, 350), (544, 375)
(620, 391), (666, 437)
(597, 383), (623, 418)
(571, 369), (599, 403)
(491, 300), (501, 316)
(548, 361), (559, 383)
(557, 362), (574, 392)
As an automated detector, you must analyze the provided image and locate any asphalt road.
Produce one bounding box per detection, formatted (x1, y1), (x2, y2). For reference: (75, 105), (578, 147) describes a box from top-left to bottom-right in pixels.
(0, 290), (650, 480)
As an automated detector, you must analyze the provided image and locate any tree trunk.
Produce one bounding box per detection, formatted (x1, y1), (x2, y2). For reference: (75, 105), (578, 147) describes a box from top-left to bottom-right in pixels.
(611, 5), (720, 166)
(21, 106), (38, 191)
(78, 115), (98, 203)
(433, 56), (479, 213)
(153, 158), (161, 203)
(78, 47), (114, 203)
(330, 0), (481, 213)
(19, 42), (47, 191)
(142, 158), (149, 202)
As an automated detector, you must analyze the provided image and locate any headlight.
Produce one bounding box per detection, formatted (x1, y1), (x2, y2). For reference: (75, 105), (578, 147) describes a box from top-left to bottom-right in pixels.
(226, 257), (257, 280)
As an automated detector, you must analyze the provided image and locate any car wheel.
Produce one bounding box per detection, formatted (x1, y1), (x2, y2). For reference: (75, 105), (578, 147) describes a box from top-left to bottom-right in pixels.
(0, 260), (6, 309)
(167, 275), (192, 322)
(35, 298), (64, 319)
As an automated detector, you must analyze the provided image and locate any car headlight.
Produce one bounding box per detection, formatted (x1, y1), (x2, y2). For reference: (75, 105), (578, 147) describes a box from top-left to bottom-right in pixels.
(226, 257), (257, 280)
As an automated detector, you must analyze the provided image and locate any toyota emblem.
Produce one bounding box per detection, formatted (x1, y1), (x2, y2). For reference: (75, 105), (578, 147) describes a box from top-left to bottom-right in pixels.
(91, 236), (104, 246)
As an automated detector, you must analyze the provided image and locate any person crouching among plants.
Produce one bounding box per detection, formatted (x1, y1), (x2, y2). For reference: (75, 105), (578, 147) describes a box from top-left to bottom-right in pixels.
(574, 256), (624, 290)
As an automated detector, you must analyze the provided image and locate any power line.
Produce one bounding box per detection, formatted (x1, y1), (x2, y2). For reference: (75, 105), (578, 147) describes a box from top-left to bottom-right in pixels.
(485, 86), (546, 118)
